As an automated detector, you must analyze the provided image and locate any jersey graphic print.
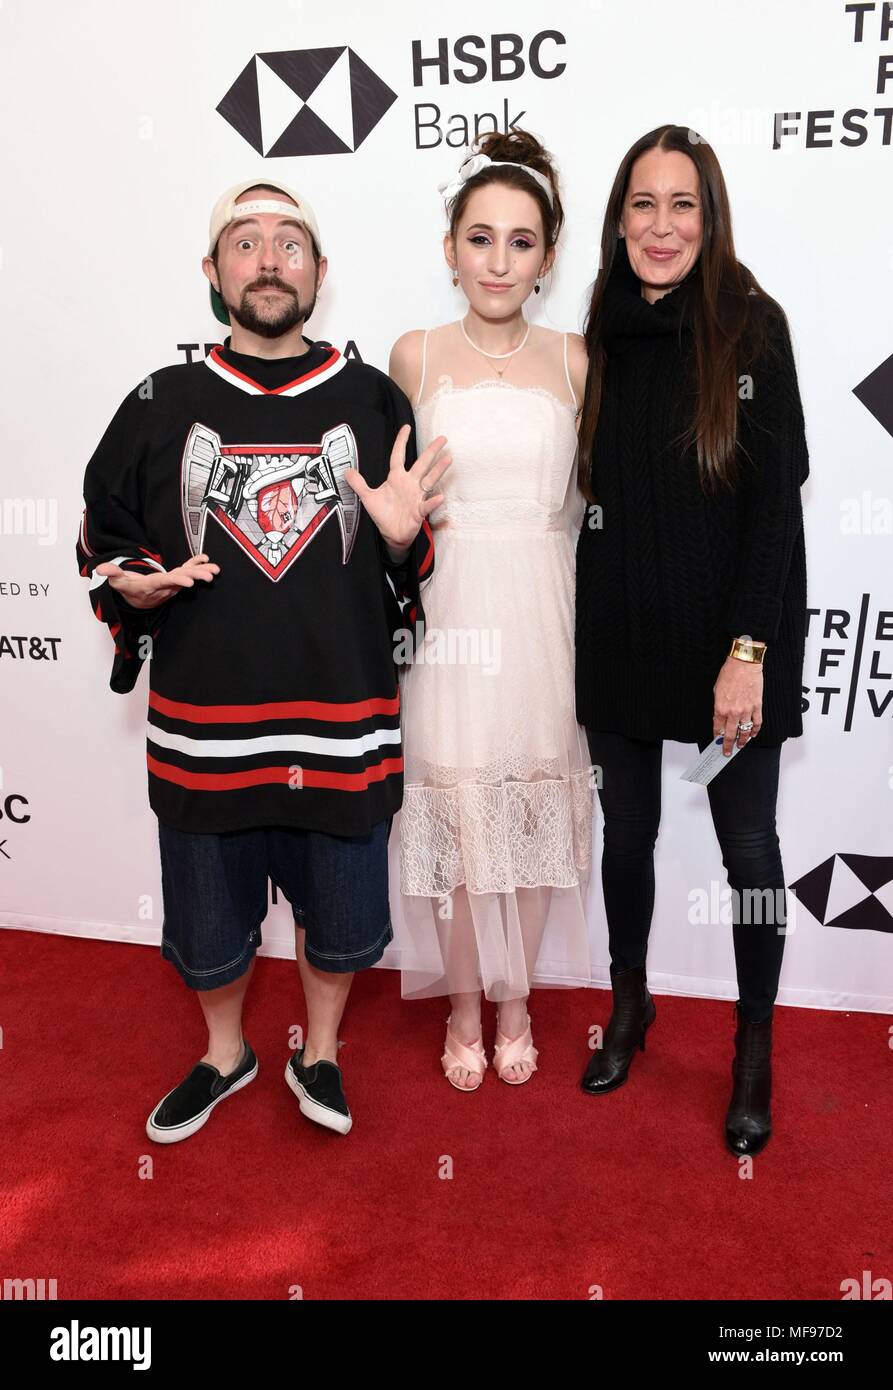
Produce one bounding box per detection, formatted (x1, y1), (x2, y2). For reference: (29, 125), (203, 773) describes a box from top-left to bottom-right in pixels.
(181, 421), (361, 580)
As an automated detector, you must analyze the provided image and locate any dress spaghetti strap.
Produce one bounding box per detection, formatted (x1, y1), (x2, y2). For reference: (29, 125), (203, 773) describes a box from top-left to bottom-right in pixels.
(562, 332), (577, 410)
(415, 329), (431, 408)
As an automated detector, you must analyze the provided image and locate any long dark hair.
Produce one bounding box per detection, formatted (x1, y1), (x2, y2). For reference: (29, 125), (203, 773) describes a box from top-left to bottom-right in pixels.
(578, 124), (786, 501)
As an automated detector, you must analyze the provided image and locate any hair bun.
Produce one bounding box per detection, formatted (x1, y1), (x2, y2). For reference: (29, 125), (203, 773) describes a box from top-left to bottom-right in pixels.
(477, 129), (555, 182)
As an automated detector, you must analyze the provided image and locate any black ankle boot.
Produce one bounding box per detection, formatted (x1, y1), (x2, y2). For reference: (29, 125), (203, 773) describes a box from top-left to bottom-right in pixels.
(725, 1002), (773, 1155)
(581, 962), (656, 1095)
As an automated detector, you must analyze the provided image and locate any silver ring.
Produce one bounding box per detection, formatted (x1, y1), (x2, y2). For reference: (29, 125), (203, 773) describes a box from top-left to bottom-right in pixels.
(737, 720), (754, 731)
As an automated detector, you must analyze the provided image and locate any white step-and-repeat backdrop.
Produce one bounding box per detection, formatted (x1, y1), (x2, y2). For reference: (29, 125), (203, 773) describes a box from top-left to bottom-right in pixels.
(2, 0), (891, 1010)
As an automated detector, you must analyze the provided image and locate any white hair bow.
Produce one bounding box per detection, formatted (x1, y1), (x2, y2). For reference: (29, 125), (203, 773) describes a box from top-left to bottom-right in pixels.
(437, 140), (554, 207)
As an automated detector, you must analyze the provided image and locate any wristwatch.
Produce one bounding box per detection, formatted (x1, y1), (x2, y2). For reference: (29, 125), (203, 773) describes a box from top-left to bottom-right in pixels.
(729, 633), (767, 664)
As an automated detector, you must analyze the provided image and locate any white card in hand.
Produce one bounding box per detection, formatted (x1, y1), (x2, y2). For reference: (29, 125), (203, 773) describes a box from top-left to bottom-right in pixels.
(680, 735), (746, 785)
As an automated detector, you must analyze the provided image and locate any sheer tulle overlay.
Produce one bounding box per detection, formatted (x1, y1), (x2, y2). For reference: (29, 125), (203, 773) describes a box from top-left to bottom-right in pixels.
(395, 322), (596, 1001)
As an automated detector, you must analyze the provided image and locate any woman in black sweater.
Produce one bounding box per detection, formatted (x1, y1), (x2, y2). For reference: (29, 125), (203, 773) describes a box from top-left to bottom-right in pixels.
(575, 125), (809, 1156)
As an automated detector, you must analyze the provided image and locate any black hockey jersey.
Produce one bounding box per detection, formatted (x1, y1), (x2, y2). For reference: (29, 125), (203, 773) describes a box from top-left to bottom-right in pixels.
(77, 338), (434, 836)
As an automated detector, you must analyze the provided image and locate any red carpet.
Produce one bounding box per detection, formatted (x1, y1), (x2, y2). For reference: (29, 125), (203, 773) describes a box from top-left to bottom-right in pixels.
(1, 928), (889, 1300)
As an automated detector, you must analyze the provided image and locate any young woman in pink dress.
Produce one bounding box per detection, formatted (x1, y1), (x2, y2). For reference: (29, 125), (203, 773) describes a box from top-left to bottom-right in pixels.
(389, 131), (594, 1090)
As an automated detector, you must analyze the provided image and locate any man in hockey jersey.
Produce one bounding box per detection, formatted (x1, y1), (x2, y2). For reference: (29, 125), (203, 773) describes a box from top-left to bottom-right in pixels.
(77, 180), (449, 1140)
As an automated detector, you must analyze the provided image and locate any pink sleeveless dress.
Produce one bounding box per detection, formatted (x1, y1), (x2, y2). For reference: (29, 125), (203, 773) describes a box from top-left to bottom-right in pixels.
(393, 321), (594, 1001)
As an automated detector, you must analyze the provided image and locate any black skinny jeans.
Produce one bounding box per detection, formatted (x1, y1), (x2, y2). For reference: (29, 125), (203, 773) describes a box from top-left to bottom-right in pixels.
(585, 728), (788, 1023)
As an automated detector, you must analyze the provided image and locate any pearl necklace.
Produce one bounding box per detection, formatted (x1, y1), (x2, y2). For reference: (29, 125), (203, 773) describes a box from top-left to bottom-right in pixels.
(460, 317), (531, 378)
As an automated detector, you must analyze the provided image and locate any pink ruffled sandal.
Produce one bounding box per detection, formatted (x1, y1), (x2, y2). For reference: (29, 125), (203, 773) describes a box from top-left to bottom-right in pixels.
(441, 1018), (487, 1092)
(493, 1014), (539, 1085)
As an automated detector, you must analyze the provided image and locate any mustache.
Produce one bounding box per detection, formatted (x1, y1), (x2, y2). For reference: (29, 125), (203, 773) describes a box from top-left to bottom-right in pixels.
(244, 277), (297, 296)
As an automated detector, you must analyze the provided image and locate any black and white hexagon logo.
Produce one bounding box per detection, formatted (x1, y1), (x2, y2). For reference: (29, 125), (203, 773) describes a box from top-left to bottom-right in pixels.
(217, 47), (398, 156)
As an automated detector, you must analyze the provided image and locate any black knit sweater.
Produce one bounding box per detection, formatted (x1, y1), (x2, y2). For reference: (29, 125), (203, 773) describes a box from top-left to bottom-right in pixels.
(575, 240), (809, 746)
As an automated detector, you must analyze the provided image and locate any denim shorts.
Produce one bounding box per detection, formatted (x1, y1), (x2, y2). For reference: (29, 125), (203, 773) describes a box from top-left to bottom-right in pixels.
(157, 816), (393, 991)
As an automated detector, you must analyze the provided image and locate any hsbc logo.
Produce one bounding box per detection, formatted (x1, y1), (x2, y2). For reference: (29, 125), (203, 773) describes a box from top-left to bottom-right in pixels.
(217, 47), (397, 156)
(410, 32), (566, 85)
(410, 30), (567, 147)
(854, 353), (893, 443)
(0, 790), (30, 863)
(791, 853), (893, 933)
(217, 32), (567, 157)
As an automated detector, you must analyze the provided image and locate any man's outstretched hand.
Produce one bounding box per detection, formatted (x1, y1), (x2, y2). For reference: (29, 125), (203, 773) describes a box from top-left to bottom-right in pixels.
(342, 425), (451, 552)
(94, 554), (220, 610)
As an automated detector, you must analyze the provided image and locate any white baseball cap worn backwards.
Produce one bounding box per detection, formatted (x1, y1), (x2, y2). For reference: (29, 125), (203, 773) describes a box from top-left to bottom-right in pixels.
(207, 178), (323, 325)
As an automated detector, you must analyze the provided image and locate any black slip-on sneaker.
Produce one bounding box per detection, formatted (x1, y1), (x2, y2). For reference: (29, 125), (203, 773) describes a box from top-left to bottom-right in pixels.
(285, 1047), (352, 1135)
(146, 1041), (258, 1144)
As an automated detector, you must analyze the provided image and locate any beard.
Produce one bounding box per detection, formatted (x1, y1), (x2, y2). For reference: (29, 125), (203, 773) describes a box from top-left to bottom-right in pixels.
(226, 276), (317, 339)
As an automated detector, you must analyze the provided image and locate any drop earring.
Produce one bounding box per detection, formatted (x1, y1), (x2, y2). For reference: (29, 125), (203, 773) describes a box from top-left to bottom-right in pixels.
(451, 266), (459, 287)
(534, 278), (541, 295)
